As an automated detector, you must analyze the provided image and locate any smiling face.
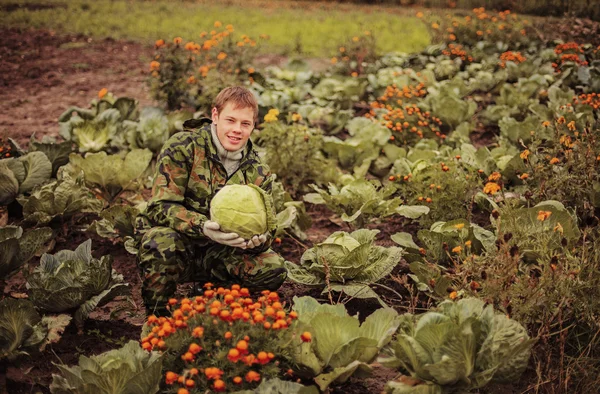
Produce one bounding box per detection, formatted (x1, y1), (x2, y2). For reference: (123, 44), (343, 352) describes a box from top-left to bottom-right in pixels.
(211, 102), (255, 151)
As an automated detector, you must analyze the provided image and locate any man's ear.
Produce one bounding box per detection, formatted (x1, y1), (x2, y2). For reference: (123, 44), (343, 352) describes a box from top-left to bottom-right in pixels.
(211, 107), (219, 123)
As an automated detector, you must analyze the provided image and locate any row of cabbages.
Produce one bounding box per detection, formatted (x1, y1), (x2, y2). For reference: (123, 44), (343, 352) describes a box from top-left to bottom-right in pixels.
(42, 294), (534, 394)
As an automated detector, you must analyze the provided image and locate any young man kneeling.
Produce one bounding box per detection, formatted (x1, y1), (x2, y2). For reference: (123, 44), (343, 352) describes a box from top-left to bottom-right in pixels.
(135, 86), (287, 316)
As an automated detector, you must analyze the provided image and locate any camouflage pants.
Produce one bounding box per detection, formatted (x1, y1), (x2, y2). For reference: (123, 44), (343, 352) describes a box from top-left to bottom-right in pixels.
(137, 226), (287, 315)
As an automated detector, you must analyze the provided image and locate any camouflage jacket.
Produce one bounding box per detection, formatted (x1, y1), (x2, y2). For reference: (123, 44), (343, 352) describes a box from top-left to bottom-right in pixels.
(138, 119), (273, 244)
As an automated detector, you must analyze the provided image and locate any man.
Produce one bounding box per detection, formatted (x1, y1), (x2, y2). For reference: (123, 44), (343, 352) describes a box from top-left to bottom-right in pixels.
(136, 86), (287, 316)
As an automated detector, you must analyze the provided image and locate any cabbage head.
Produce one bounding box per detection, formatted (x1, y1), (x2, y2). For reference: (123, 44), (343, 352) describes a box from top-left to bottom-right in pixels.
(0, 152), (52, 205)
(285, 229), (403, 304)
(50, 340), (162, 394)
(26, 239), (129, 327)
(210, 184), (276, 240)
(0, 298), (71, 362)
(380, 298), (536, 393)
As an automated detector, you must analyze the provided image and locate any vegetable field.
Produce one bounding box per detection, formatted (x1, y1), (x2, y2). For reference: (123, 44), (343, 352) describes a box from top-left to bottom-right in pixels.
(1, 1), (600, 394)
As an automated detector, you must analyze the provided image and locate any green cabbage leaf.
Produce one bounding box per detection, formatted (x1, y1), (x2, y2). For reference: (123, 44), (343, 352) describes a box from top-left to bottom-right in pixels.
(0, 298), (71, 362)
(50, 340), (162, 394)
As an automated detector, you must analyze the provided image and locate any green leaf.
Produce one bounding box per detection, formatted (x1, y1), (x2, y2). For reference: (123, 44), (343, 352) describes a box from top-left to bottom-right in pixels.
(0, 161), (20, 205)
(0, 298), (44, 361)
(69, 149), (152, 201)
(27, 240), (128, 324)
(315, 360), (372, 391)
(311, 313), (361, 366)
(359, 308), (401, 361)
(29, 134), (73, 177)
(391, 232), (421, 251)
(16, 151), (53, 194)
(396, 205), (430, 219)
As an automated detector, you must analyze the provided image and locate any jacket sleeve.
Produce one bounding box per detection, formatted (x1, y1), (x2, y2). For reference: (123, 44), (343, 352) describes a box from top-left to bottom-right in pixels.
(144, 133), (208, 239)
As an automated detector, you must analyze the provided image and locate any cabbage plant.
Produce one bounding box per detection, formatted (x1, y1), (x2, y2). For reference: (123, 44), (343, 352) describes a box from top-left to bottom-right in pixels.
(26, 239), (130, 328)
(210, 184), (276, 240)
(18, 173), (103, 225)
(392, 219), (496, 265)
(380, 298), (536, 393)
(59, 108), (122, 153)
(0, 226), (53, 293)
(50, 340), (162, 394)
(304, 179), (429, 228)
(285, 229), (403, 303)
(0, 298), (71, 362)
(272, 180), (311, 240)
(122, 107), (170, 153)
(87, 204), (141, 254)
(290, 296), (401, 391)
(67, 149), (153, 203)
(0, 151), (52, 206)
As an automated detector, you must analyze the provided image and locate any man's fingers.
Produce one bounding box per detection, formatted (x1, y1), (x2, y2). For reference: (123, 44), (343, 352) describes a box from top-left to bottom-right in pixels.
(204, 221), (220, 230)
(219, 231), (241, 241)
(258, 234), (267, 244)
(229, 239), (247, 249)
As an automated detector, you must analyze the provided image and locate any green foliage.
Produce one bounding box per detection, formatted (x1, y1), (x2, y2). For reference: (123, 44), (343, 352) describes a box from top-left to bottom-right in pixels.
(272, 180), (312, 241)
(0, 298), (71, 362)
(67, 149), (153, 203)
(286, 229), (403, 303)
(304, 179), (428, 228)
(210, 184), (276, 240)
(493, 200), (580, 257)
(520, 121), (600, 222)
(290, 296), (401, 391)
(27, 134), (73, 177)
(0, 226), (53, 291)
(50, 340), (162, 394)
(87, 204), (141, 255)
(422, 81), (477, 128)
(389, 142), (484, 227)
(380, 298), (535, 393)
(0, 151), (53, 205)
(59, 108), (122, 153)
(323, 117), (390, 177)
(18, 172), (103, 226)
(26, 239), (130, 327)
(254, 119), (337, 196)
(122, 107), (170, 153)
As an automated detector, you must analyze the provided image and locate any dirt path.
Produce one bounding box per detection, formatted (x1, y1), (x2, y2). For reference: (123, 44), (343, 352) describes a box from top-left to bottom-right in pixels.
(0, 27), (156, 147)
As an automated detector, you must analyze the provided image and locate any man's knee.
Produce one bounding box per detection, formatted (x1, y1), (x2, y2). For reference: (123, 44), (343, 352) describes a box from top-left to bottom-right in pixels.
(138, 226), (187, 262)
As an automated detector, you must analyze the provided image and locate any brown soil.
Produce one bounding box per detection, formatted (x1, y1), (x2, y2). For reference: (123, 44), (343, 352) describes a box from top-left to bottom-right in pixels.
(0, 27), (156, 147)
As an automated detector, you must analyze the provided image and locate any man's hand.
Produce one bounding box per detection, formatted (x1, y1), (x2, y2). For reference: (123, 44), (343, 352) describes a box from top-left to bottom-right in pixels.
(203, 221), (246, 248)
(245, 233), (269, 249)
